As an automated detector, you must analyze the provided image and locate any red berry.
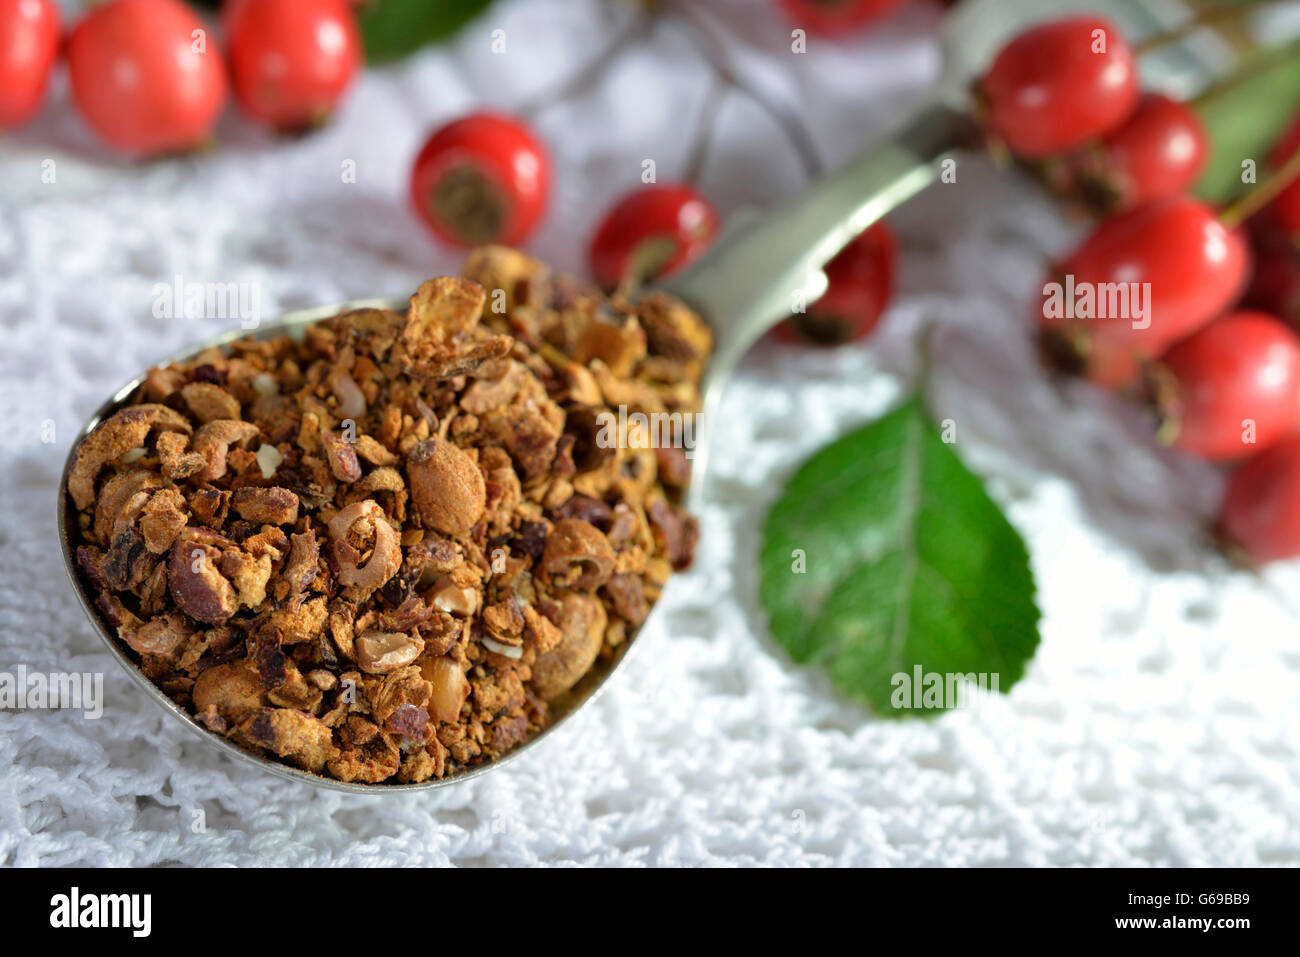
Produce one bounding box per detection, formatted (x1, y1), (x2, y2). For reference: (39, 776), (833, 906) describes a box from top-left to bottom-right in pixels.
(775, 0), (905, 36)
(1039, 195), (1251, 388)
(1245, 236), (1300, 326)
(980, 16), (1139, 159)
(1059, 93), (1208, 214)
(1152, 311), (1300, 461)
(0, 0), (60, 130)
(67, 0), (228, 156)
(410, 112), (549, 248)
(224, 0), (361, 132)
(1264, 113), (1300, 239)
(588, 184), (718, 290)
(1219, 435), (1300, 563)
(776, 220), (897, 345)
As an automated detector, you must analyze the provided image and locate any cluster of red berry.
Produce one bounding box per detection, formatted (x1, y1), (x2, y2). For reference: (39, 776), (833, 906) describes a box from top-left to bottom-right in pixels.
(978, 15), (1300, 565)
(0, 0), (362, 153)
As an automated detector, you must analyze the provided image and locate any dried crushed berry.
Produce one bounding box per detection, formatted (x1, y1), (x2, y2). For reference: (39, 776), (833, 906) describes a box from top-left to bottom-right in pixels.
(66, 246), (709, 783)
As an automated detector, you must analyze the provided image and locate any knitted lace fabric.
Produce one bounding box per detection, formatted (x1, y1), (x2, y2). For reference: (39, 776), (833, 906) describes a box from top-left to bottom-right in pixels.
(2, 0), (1297, 866)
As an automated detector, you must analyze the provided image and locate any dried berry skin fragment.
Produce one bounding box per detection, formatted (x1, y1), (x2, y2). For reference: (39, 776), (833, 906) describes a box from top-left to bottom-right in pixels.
(68, 405), (191, 509)
(354, 631), (425, 675)
(193, 661), (269, 726)
(239, 707), (338, 773)
(532, 593), (608, 700)
(541, 519), (615, 590)
(168, 538), (238, 623)
(329, 499), (402, 592)
(231, 486), (300, 525)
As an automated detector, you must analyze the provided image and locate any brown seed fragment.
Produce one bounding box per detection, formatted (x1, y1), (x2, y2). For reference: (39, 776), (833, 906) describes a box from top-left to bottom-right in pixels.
(406, 438), (485, 535)
(181, 382), (242, 423)
(322, 428), (362, 483)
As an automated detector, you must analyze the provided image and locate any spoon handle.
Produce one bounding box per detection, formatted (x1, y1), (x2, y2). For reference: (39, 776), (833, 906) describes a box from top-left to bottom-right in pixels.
(658, 101), (974, 386)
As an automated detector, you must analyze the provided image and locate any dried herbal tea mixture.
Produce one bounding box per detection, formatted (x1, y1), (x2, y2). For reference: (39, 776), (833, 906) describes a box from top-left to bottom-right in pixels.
(66, 246), (709, 784)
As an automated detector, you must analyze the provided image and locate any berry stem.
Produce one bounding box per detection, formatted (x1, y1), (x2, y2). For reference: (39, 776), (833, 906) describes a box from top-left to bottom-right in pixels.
(1135, 0), (1282, 55)
(681, 74), (727, 186)
(663, 0), (824, 179)
(1219, 138), (1300, 228)
(1188, 36), (1300, 108)
(513, 11), (654, 119)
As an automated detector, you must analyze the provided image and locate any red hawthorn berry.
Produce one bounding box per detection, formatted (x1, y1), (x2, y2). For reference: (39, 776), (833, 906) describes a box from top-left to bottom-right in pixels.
(1057, 93), (1209, 214)
(588, 183), (718, 290)
(979, 15), (1139, 159)
(1151, 311), (1300, 461)
(410, 112), (550, 248)
(1265, 112), (1300, 239)
(776, 220), (897, 345)
(67, 0), (228, 156)
(1219, 435), (1300, 563)
(775, 0), (906, 36)
(0, 0), (60, 130)
(1245, 236), (1300, 327)
(224, 0), (362, 132)
(1039, 195), (1251, 389)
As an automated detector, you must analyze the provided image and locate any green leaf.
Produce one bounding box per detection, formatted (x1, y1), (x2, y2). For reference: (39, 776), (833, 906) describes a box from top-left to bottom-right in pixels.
(758, 397), (1041, 717)
(1194, 52), (1300, 204)
(358, 0), (495, 64)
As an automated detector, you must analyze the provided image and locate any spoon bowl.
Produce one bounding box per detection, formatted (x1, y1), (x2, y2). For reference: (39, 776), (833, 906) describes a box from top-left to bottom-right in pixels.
(58, 298), (657, 793)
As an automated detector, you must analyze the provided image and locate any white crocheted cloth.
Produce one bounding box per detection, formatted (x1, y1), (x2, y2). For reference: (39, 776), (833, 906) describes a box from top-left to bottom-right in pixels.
(3, 0), (1298, 867)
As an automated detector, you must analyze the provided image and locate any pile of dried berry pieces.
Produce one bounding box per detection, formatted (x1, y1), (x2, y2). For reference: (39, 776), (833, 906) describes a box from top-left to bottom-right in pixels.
(66, 246), (710, 784)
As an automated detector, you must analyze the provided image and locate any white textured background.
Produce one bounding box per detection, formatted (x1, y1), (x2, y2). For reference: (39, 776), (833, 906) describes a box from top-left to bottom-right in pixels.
(3, 0), (1299, 867)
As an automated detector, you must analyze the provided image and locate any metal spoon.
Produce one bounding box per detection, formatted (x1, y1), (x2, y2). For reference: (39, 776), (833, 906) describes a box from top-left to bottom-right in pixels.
(57, 0), (1275, 791)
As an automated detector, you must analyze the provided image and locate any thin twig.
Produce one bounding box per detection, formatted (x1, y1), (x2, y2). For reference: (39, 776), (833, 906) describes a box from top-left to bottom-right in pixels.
(1220, 138), (1300, 227)
(1189, 35), (1300, 106)
(514, 11), (655, 118)
(681, 73), (729, 186)
(663, 0), (824, 180)
(1136, 0), (1281, 54)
